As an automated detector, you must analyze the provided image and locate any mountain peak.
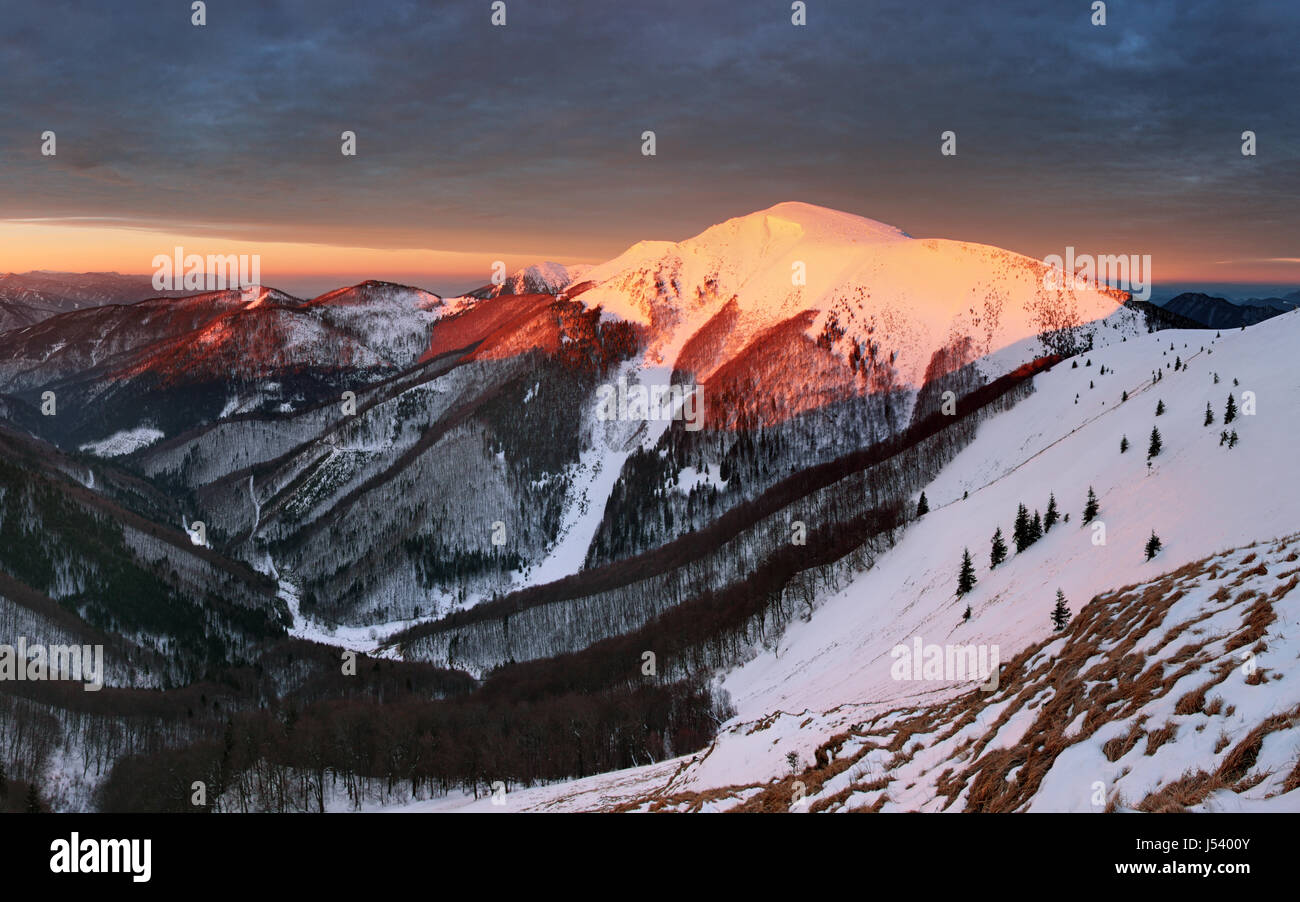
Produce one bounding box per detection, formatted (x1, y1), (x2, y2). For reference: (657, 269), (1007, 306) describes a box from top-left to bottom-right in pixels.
(733, 201), (912, 242)
(308, 280), (441, 309)
(461, 261), (591, 300)
(577, 201), (1127, 391)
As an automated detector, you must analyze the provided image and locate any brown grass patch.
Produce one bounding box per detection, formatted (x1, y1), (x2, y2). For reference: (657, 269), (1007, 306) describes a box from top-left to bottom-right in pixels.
(1217, 714), (1292, 785)
(1174, 679), (1216, 715)
(1136, 769), (1226, 812)
(1224, 598), (1277, 653)
(1271, 575), (1298, 599)
(1104, 718), (1148, 762)
(1145, 721), (1178, 755)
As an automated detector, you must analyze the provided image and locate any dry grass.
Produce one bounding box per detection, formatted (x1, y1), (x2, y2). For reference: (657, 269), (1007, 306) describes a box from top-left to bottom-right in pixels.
(1217, 714), (1292, 785)
(1135, 769), (1226, 812)
(1104, 718), (1148, 762)
(1174, 679), (1218, 715)
(1145, 721), (1178, 755)
(1224, 597), (1277, 653)
(1282, 756), (1300, 795)
(655, 536), (1300, 815)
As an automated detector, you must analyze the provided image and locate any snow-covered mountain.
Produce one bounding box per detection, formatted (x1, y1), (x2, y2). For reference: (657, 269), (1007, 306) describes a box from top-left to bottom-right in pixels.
(574, 202), (1127, 427)
(398, 308), (1300, 813)
(463, 262), (592, 300)
(0, 280), (454, 446)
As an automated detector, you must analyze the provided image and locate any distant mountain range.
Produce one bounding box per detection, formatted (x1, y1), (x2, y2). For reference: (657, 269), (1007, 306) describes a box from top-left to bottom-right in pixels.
(0, 271), (192, 332)
(1160, 290), (1299, 329)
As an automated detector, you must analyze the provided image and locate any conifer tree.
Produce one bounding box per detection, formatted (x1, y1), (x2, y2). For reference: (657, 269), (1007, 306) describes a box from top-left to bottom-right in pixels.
(1147, 426), (1162, 459)
(957, 548), (977, 596)
(1155, 399), (1165, 416)
(1121, 390), (1128, 402)
(1228, 430), (1238, 448)
(990, 527), (1008, 569)
(1120, 435), (1129, 453)
(1051, 589), (1071, 631)
(1044, 493), (1059, 532)
(916, 491), (929, 518)
(1013, 504), (1031, 552)
(1082, 487), (1099, 524)
(1030, 511), (1043, 543)
(1225, 393), (1237, 424)
(1145, 530), (1162, 561)
(1204, 402), (1214, 426)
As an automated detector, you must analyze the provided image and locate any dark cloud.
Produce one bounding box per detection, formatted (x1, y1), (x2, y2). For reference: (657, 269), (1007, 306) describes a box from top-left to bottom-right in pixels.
(1, 0), (1296, 270)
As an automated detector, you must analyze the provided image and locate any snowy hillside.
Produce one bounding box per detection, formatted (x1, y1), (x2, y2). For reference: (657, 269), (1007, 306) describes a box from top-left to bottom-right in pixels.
(402, 310), (1300, 812)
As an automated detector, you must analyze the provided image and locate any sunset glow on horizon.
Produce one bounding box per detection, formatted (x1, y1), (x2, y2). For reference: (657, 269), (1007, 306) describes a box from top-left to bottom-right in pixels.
(3, 215), (1296, 301)
(0, 221), (604, 298)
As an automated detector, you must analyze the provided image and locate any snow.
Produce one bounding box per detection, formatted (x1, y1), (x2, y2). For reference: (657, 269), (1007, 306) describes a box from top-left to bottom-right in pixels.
(492, 261), (590, 297)
(577, 201), (1125, 387)
(723, 316), (1300, 721)
(674, 464), (727, 494)
(78, 426), (164, 457)
(512, 360), (676, 588)
(394, 309), (1300, 812)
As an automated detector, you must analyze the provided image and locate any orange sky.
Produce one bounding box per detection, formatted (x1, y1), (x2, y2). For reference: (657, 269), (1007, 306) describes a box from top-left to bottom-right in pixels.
(4, 220), (1296, 300)
(0, 222), (599, 297)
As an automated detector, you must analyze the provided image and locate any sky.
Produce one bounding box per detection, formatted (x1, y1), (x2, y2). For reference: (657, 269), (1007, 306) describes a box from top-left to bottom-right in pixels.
(0, 0), (1297, 297)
